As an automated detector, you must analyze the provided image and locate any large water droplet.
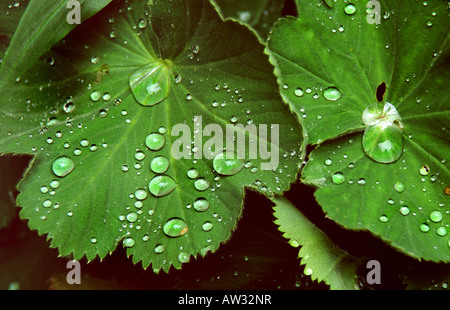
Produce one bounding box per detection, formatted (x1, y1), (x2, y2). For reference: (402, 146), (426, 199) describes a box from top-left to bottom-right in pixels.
(193, 198), (210, 212)
(52, 156), (75, 177)
(344, 3), (357, 15)
(150, 156), (169, 174)
(212, 151), (244, 176)
(129, 59), (170, 106)
(323, 87), (341, 101)
(194, 178), (210, 191)
(123, 237), (135, 248)
(362, 103), (404, 164)
(145, 133), (165, 151)
(187, 168), (199, 179)
(429, 210), (443, 223)
(163, 218), (188, 237)
(148, 175), (177, 197)
(331, 172), (345, 185)
(394, 181), (406, 193)
(178, 252), (190, 263)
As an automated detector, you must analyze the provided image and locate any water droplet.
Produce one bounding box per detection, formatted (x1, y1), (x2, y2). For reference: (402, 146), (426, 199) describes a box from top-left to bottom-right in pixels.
(138, 18), (147, 29)
(193, 198), (210, 212)
(304, 267), (313, 276)
(80, 139), (89, 147)
(294, 88), (304, 97)
(129, 60), (170, 106)
(90, 237), (97, 244)
(90, 90), (102, 102)
(419, 164), (430, 176)
(394, 181), (406, 193)
(362, 103), (404, 164)
(323, 87), (341, 101)
(344, 3), (357, 15)
(331, 172), (345, 185)
(379, 215), (389, 223)
(420, 223), (430, 233)
(399, 206), (410, 216)
(126, 212), (138, 223)
(148, 175), (177, 197)
(324, 158), (332, 166)
(42, 200), (52, 208)
(154, 244), (165, 253)
(187, 168), (199, 179)
(50, 180), (60, 189)
(135, 151), (145, 161)
(123, 237), (135, 248)
(135, 189), (148, 200)
(426, 20), (432, 27)
(194, 178), (210, 191)
(163, 218), (188, 237)
(357, 178), (366, 186)
(150, 156), (169, 174)
(178, 252), (190, 263)
(40, 186), (49, 194)
(429, 210), (443, 223)
(52, 156), (75, 177)
(212, 151), (244, 176)
(202, 221), (213, 232)
(437, 227), (447, 237)
(145, 133), (165, 151)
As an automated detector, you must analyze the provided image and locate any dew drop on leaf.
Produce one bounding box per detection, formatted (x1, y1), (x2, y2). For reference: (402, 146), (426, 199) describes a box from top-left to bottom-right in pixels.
(129, 59), (170, 106)
(52, 156), (75, 177)
(145, 133), (165, 151)
(331, 172), (345, 185)
(212, 151), (244, 176)
(429, 210), (443, 223)
(163, 218), (188, 237)
(178, 252), (190, 263)
(123, 237), (135, 248)
(194, 178), (210, 191)
(399, 206), (410, 216)
(154, 244), (165, 253)
(148, 175), (177, 197)
(394, 181), (406, 193)
(193, 198), (210, 212)
(187, 168), (199, 179)
(344, 3), (357, 15)
(323, 87), (341, 101)
(150, 156), (170, 174)
(362, 102), (404, 164)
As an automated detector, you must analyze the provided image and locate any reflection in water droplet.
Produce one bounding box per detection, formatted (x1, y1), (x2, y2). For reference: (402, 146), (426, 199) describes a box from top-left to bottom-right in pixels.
(344, 3), (357, 15)
(429, 210), (443, 223)
(145, 133), (165, 151)
(178, 252), (190, 263)
(150, 156), (169, 174)
(362, 103), (404, 164)
(187, 168), (199, 179)
(148, 175), (177, 197)
(437, 227), (447, 237)
(202, 221), (213, 232)
(135, 189), (148, 200)
(163, 218), (188, 237)
(123, 237), (135, 248)
(52, 156), (75, 177)
(394, 181), (406, 193)
(90, 90), (101, 102)
(331, 172), (345, 185)
(399, 206), (410, 216)
(323, 87), (341, 101)
(193, 198), (210, 212)
(213, 151), (244, 176)
(419, 223), (430, 233)
(294, 88), (304, 97)
(419, 165), (430, 176)
(379, 215), (389, 223)
(194, 178), (210, 191)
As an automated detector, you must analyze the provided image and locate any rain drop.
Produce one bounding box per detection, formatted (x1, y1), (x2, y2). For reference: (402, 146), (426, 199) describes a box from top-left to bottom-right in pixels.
(163, 218), (188, 237)
(52, 156), (75, 177)
(148, 175), (177, 197)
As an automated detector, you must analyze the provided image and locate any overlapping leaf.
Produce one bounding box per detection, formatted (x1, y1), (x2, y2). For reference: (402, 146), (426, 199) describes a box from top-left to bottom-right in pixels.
(267, 0), (450, 261)
(1, 0), (304, 271)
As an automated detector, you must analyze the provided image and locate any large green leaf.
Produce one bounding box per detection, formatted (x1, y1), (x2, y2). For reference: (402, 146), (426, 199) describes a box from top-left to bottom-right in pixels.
(213, 0), (286, 40)
(267, 0), (449, 261)
(272, 196), (362, 290)
(0, 0), (112, 90)
(2, 0), (304, 271)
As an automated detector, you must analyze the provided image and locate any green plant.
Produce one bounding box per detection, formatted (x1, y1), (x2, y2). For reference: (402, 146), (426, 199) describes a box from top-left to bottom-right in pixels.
(0, 0), (448, 290)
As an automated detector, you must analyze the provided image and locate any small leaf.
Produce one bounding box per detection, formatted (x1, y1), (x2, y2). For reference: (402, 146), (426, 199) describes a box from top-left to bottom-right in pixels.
(272, 196), (362, 290)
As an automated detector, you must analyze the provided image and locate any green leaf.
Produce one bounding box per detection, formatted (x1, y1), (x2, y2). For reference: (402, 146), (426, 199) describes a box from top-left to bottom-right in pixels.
(268, 0), (450, 261)
(0, 0), (112, 90)
(213, 0), (286, 40)
(272, 196), (362, 290)
(4, 0), (304, 271)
